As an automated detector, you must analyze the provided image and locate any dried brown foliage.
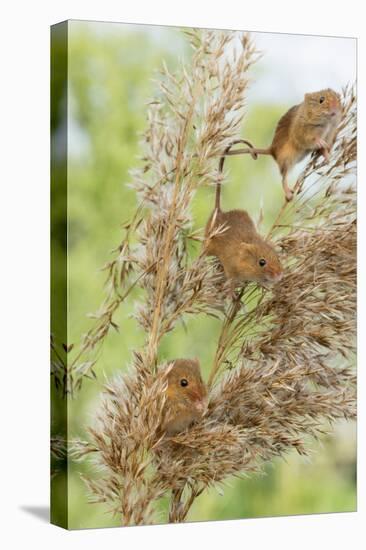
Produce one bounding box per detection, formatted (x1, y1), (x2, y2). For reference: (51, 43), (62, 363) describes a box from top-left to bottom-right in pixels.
(68, 30), (356, 525)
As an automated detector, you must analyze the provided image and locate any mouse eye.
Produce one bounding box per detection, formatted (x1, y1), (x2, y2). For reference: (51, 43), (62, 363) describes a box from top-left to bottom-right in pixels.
(259, 258), (266, 267)
(180, 378), (188, 387)
(319, 96), (325, 104)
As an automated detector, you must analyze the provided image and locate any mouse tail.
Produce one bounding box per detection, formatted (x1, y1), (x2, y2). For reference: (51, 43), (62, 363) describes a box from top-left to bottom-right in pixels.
(215, 179), (222, 211)
(224, 144), (272, 157)
(216, 139), (260, 210)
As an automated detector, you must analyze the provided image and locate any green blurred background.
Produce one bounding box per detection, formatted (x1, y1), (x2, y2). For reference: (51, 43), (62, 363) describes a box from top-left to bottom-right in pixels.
(51, 21), (356, 528)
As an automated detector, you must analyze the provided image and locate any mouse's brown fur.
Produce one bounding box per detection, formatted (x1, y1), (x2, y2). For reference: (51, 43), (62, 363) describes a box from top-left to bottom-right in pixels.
(205, 141), (283, 287)
(224, 88), (342, 201)
(205, 209), (283, 285)
(162, 359), (208, 435)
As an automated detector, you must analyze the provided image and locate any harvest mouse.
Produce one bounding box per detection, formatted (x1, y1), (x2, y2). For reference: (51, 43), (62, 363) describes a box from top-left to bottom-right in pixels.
(162, 359), (208, 436)
(224, 89), (342, 201)
(204, 145), (283, 287)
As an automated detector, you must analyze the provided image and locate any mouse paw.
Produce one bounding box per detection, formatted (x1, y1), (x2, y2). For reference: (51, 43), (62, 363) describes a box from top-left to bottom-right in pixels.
(227, 286), (238, 301)
(315, 139), (330, 161)
(322, 147), (330, 162)
(285, 189), (294, 202)
(315, 137), (328, 149)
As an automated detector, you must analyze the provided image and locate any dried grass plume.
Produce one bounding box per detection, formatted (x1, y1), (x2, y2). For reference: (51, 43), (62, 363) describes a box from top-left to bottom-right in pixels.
(67, 30), (356, 525)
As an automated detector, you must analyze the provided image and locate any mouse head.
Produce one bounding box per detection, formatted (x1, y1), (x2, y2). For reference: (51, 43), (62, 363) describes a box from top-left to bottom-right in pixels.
(236, 240), (283, 285)
(166, 358), (208, 413)
(303, 88), (342, 124)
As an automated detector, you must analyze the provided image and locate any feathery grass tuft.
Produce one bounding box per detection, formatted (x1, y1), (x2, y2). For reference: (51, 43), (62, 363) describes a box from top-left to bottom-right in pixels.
(67, 32), (356, 525)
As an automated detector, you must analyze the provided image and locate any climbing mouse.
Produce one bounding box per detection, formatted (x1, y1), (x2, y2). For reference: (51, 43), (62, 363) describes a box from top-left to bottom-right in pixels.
(162, 359), (208, 436)
(204, 144), (283, 287)
(224, 89), (342, 201)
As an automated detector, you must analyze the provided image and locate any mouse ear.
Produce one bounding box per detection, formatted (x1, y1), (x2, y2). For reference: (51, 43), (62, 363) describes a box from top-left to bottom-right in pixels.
(191, 357), (200, 369)
(167, 362), (176, 374)
(239, 242), (256, 258)
(169, 359), (181, 371)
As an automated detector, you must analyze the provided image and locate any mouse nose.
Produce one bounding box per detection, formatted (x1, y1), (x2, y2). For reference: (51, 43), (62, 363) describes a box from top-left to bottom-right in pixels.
(271, 271), (283, 282)
(330, 100), (340, 115)
(194, 396), (208, 414)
